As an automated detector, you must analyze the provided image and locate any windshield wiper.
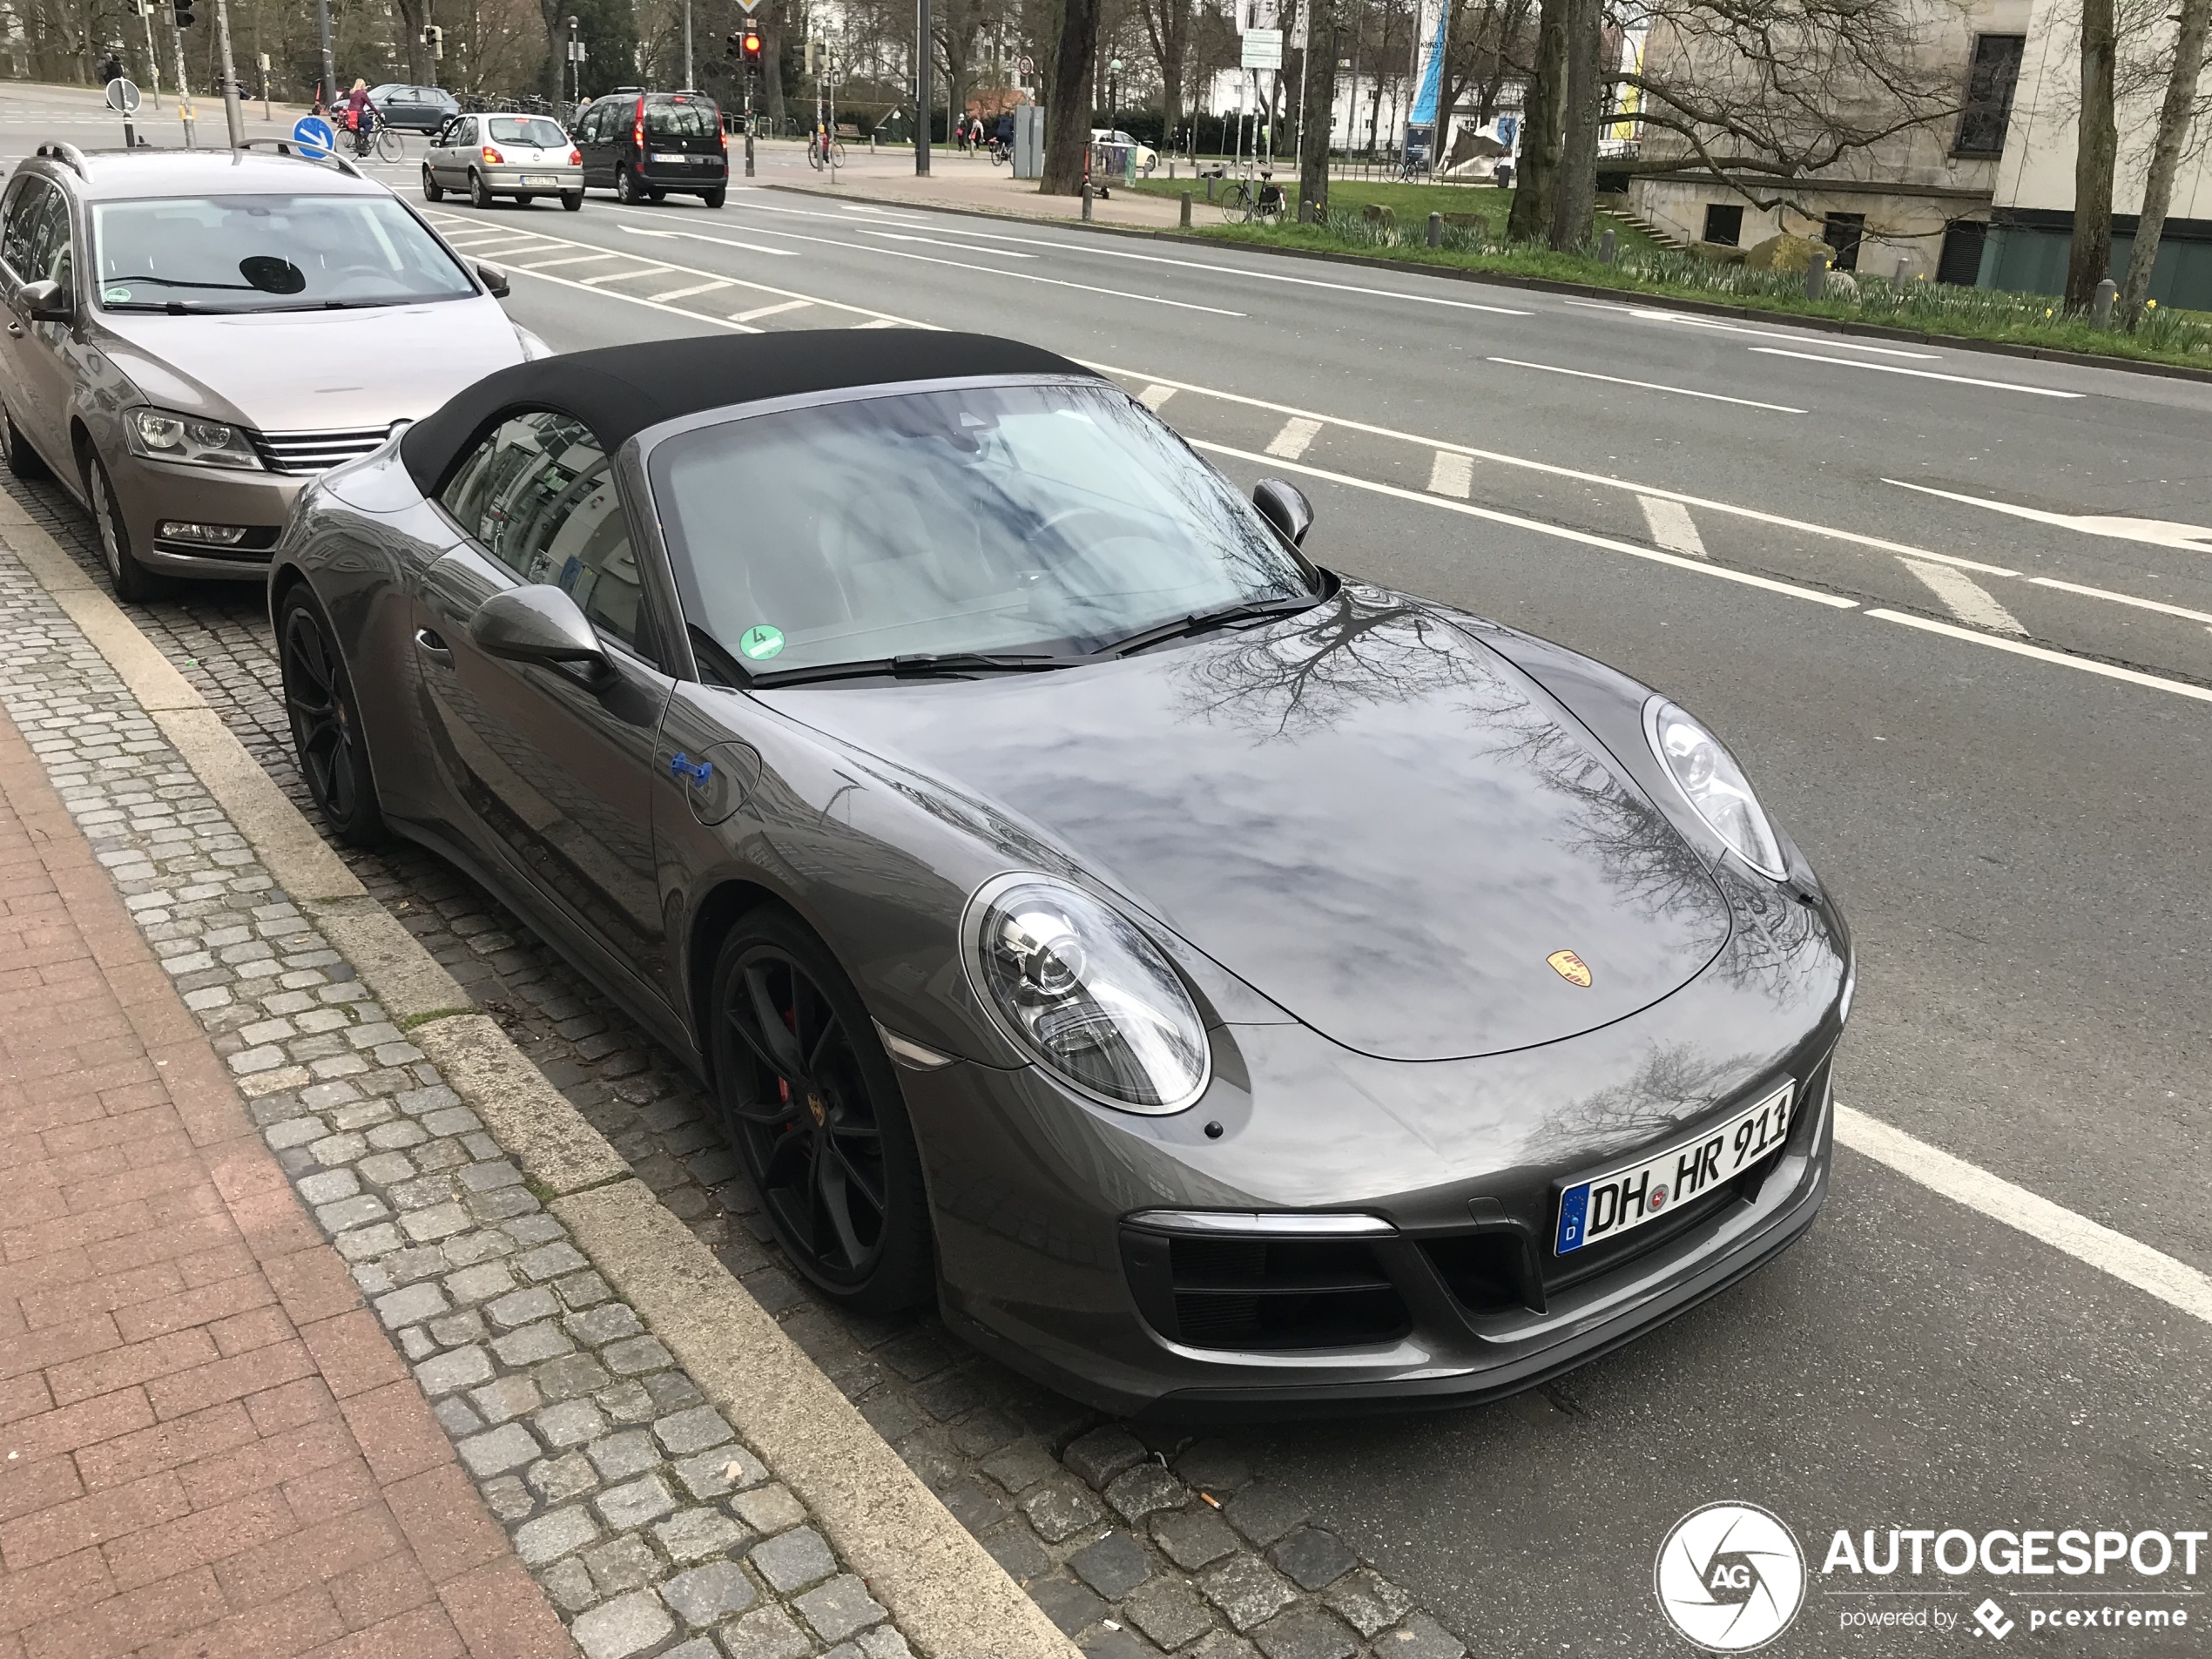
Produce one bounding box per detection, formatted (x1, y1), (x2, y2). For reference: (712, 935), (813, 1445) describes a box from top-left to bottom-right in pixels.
(746, 651), (1087, 688)
(106, 276), (256, 291)
(1094, 594), (1321, 659)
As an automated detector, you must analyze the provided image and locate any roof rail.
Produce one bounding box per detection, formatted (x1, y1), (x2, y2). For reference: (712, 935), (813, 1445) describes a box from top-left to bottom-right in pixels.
(33, 142), (88, 179)
(233, 138), (365, 179)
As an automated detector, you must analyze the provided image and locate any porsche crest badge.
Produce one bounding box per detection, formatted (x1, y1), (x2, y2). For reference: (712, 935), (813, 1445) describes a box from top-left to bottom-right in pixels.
(1547, 949), (1594, 988)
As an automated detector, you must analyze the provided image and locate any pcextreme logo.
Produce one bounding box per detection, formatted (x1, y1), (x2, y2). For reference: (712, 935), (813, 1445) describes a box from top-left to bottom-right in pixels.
(1655, 1502), (1808, 1652)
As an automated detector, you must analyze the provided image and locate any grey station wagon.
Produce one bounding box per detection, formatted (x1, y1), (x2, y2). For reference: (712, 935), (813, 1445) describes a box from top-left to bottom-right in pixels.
(0, 143), (543, 599)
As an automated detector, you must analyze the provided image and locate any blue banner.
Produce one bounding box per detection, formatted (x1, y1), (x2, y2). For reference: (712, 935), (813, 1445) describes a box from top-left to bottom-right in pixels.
(1408, 10), (1447, 126)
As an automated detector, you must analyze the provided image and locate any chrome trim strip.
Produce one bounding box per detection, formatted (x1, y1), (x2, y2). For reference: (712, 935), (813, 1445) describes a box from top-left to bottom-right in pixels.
(1124, 1210), (1398, 1238)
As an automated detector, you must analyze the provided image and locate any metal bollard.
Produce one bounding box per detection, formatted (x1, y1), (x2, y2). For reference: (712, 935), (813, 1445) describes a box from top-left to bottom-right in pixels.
(2092, 277), (2117, 327)
(1168, 159), (1176, 179)
(1426, 211), (1441, 247)
(1082, 183), (1093, 221)
(1180, 192), (1191, 229)
(1205, 174), (1216, 203)
(1805, 246), (1831, 300)
(1598, 228), (1616, 264)
(745, 133), (755, 178)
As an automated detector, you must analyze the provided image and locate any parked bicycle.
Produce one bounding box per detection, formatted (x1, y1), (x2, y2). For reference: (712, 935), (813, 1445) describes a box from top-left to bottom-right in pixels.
(1219, 172), (1286, 226)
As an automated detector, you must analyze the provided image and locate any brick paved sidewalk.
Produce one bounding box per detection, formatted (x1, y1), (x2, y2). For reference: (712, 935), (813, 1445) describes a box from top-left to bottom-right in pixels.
(0, 703), (576, 1659)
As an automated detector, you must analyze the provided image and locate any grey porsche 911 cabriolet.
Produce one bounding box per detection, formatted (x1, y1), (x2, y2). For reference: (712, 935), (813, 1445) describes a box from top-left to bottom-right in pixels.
(269, 332), (1851, 1416)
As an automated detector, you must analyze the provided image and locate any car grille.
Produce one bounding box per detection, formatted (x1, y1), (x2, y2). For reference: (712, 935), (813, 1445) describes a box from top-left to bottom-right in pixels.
(1121, 1227), (1411, 1352)
(247, 424), (397, 474)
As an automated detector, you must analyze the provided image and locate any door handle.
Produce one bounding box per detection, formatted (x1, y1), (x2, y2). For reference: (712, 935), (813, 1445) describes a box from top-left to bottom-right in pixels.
(413, 627), (452, 664)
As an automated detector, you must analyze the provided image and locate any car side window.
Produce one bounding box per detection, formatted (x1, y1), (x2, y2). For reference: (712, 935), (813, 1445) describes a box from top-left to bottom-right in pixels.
(1, 178), (51, 281)
(439, 412), (652, 658)
(21, 186), (72, 290)
(457, 117), (477, 146)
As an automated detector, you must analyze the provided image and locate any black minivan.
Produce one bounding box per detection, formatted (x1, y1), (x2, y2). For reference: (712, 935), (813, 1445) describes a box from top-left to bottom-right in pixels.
(575, 90), (728, 206)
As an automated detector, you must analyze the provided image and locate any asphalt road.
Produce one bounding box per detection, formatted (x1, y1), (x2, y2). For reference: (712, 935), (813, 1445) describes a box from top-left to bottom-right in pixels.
(4, 91), (2209, 1653)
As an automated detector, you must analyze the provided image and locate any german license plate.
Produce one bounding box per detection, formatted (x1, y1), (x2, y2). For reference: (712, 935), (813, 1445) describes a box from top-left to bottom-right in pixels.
(1554, 1082), (1795, 1255)
(522, 174), (561, 185)
(652, 152), (692, 163)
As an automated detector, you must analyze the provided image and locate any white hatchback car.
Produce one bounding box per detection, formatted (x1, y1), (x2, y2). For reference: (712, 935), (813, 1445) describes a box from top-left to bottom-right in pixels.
(423, 112), (583, 211)
(1089, 129), (1159, 175)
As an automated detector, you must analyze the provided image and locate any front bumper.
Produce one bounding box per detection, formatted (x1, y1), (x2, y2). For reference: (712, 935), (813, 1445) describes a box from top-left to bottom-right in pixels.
(107, 449), (304, 581)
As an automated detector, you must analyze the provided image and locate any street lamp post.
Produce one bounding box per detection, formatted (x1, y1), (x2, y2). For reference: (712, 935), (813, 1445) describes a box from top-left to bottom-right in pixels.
(683, 0), (693, 89)
(915, 0), (931, 174)
(314, 0), (334, 111)
(568, 16), (582, 110)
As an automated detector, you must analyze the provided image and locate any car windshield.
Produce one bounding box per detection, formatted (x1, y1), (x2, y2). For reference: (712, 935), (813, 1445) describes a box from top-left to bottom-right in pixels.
(653, 381), (1315, 674)
(91, 194), (477, 313)
(646, 99), (718, 138)
(489, 117), (568, 148)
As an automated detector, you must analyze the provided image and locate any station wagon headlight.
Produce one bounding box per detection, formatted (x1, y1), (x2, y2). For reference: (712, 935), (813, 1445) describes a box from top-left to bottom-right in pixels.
(965, 874), (1210, 1113)
(127, 407), (262, 470)
(1644, 698), (1787, 880)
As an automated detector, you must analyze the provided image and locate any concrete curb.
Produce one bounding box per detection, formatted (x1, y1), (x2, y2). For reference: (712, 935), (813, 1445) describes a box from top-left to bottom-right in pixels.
(555, 1180), (1080, 1659)
(765, 181), (2212, 388)
(0, 502), (1081, 1659)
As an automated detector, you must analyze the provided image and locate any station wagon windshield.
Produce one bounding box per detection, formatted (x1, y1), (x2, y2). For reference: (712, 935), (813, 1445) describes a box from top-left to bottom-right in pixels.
(652, 381), (1316, 675)
(92, 194), (477, 312)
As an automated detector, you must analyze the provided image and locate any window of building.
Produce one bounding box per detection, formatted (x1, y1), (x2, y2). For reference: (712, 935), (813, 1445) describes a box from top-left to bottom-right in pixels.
(1823, 212), (1865, 273)
(1703, 203), (1743, 247)
(1937, 220), (1988, 287)
(1955, 35), (2026, 158)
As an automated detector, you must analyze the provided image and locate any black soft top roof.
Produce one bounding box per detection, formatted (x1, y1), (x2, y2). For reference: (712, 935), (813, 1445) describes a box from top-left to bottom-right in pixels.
(399, 331), (1097, 494)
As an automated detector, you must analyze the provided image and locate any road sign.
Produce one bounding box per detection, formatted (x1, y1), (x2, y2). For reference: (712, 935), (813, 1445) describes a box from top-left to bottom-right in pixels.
(735, 0), (761, 13)
(104, 77), (141, 114)
(1241, 28), (1282, 69)
(293, 114), (336, 156)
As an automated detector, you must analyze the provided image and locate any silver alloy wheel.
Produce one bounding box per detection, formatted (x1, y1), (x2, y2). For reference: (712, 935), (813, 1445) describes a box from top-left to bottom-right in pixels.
(89, 462), (122, 582)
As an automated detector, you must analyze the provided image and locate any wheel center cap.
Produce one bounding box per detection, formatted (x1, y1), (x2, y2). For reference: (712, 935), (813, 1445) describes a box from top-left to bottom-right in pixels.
(806, 1092), (826, 1127)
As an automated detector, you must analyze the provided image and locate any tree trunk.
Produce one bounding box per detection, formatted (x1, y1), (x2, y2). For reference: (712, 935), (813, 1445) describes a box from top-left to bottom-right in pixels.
(2066, 0), (2117, 310)
(762, 0), (786, 128)
(1548, 0), (1597, 249)
(2119, 0), (2211, 326)
(394, 0), (424, 82)
(1040, 0), (1098, 192)
(1507, 0), (1563, 240)
(540, 0), (563, 101)
(1298, 0), (1339, 214)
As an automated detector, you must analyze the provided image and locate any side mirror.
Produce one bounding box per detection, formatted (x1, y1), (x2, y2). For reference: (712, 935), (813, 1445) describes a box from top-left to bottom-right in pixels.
(21, 279), (72, 325)
(1252, 478), (1314, 548)
(475, 262), (510, 299)
(470, 585), (611, 682)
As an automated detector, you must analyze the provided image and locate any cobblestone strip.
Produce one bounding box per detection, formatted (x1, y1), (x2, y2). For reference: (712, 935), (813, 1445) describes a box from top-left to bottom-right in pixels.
(0, 469), (1474, 1659)
(0, 547), (920, 1659)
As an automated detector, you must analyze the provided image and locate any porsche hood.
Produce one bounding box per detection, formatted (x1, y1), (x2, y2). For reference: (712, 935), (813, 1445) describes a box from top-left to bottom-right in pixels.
(767, 591), (1736, 1062)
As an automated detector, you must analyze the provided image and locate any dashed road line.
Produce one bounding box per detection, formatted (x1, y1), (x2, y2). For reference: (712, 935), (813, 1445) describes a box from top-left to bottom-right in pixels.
(732, 299), (813, 321)
(1618, 309), (1942, 360)
(649, 279), (735, 302)
(1488, 355), (1807, 415)
(509, 251), (624, 268)
(1900, 559), (2027, 635)
(1265, 417), (1324, 461)
(2027, 577), (2212, 626)
(1427, 451), (1473, 499)
(1639, 496), (1708, 558)
(1750, 348), (2086, 399)
(1137, 384), (1177, 412)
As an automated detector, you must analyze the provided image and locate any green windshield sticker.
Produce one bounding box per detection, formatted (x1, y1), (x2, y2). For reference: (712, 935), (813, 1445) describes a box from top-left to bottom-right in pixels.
(738, 624), (785, 661)
(103, 287), (131, 303)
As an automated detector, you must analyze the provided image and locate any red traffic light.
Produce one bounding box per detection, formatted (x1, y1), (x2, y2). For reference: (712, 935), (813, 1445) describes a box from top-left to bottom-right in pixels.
(741, 30), (762, 61)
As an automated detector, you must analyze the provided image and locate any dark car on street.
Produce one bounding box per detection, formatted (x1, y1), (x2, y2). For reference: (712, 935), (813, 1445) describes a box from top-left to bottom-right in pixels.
(267, 332), (1851, 1417)
(369, 84), (462, 134)
(574, 89), (728, 206)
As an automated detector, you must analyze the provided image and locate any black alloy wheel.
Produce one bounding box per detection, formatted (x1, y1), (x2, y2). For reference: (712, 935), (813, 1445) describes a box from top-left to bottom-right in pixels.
(277, 590), (386, 846)
(421, 165), (443, 201)
(710, 912), (932, 1312)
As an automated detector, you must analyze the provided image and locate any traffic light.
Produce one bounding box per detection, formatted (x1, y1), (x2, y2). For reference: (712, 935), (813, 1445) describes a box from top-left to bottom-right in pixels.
(740, 28), (762, 68)
(171, 0), (194, 26)
(421, 24), (443, 52)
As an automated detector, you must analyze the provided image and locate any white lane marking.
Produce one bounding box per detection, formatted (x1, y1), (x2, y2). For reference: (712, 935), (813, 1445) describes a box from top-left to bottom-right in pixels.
(617, 224), (799, 259)
(732, 299), (813, 321)
(1137, 384), (1177, 413)
(504, 261), (763, 331)
(649, 279), (733, 302)
(2029, 577), (2212, 626)
(1886, 477), (2212, 552)
(1836, 1104), (2212, 1328)
(509, 251), (624, 268)
(1190, 439), (1859, 609)
(1561, 297), (1643, 313)
(1489, 355), (1807, 415)
(1081, 361), (2021, 577)
(1427, 451), (1473, 498)
(613, 212), (1246, 316)
(1625, 310), (1939, 359)
(582, 264), (675, 285)
(449, 240), (555, 260)
(727, 195), (1534, 314)
(1750, 347), (2086, 399)
(857, 228), (1037, 260)
(1900, 557), (2027, 634)
(854, 318), (903, 328)
(1866, 610), (2212, 704)
(1265, 417), (1323, 461)
(1639, 496), (1708, 557)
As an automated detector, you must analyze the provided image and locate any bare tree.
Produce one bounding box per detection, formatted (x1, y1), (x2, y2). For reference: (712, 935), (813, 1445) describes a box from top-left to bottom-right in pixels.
(2118, 0), (2211, 324)
(1298, 0), (1342, 210)
(2067, 0), (2118, 307)
(1134, 0), (1190, 131)
(1507, 0), (1564, 238)
(1550, 0), (1599, 247)
(1042, 0), (1100, 190)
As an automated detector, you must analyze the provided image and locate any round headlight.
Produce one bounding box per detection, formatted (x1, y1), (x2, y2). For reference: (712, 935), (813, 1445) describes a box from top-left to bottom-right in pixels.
(964, 873), (1210, 1113)
(135, 411), (185, 449)
(1644, 698), (1787, 880)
